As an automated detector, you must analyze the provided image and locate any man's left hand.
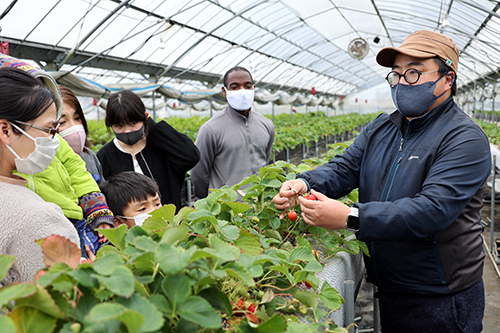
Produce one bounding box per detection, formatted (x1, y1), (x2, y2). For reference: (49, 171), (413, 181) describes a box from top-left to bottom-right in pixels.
(298, 189), (350, 230)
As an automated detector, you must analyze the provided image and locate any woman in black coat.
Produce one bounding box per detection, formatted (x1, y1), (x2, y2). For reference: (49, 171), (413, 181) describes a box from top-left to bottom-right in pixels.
(97, 90), (200, 210)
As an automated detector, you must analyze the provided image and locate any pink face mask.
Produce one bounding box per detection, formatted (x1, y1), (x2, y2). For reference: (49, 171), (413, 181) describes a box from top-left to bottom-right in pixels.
(59, 124), (86, 155)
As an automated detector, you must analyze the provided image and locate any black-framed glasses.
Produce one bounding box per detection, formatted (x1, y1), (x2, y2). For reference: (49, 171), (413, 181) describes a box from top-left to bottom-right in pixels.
(13, 120), (60, 139)
(385, 69), (440, 87)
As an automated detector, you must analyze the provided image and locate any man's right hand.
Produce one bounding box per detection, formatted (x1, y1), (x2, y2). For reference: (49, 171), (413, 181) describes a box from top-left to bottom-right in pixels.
(272, 179), (308, 219)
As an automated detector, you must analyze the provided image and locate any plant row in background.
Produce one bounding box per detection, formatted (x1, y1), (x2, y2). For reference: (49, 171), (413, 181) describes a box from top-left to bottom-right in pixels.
(476, 119), (500, 145)
(0, 147), (367, 332)
(87, 112), (380, 153)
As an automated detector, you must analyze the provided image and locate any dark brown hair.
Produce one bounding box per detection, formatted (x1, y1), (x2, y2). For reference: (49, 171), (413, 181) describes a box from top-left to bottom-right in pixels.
(0, 67), (56, 133)
(223, 66), (254, 88)
(58, 85), (92, 148)
(105, 90), (150, 136)
(99, 171), (160, 216)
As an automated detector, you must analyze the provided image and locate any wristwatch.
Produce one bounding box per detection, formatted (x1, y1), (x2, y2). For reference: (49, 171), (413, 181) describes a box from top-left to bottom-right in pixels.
(346, 207), (360, 233)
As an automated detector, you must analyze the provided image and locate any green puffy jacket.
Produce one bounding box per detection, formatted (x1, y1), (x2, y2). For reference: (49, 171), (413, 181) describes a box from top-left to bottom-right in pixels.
(14, 134), (100, 221)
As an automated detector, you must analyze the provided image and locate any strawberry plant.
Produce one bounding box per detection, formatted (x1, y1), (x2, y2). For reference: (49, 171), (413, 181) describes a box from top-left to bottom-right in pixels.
(86, 112), (380, 155)
(0, 155), (367, 332)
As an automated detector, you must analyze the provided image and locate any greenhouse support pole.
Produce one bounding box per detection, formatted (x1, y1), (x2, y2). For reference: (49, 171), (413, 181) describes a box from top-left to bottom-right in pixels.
(492, 94), (495, 122)
(491, 156), (496, 253)
(186, 177), (193, 208)
(152, 91), (156, 121)
(210, 100), (213, 118)
(481, 100), (485, 121)
(374, 286), (380, 333)
(344, 280), (355, 333)
(272, 102), (275, 122)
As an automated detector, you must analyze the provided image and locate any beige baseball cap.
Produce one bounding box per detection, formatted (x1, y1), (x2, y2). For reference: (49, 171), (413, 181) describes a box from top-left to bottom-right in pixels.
(376, 30), (459, 73)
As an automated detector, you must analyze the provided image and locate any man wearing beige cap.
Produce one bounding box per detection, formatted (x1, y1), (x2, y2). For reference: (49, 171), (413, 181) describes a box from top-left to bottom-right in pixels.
(273, 30), (490, 332)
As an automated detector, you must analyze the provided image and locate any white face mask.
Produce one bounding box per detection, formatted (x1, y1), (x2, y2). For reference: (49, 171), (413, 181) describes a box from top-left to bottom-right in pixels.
(5, 122), (60, 174)
(60, 124), (86, 155)
(225, 87), (255, 111)
(118, 212), (151, 227)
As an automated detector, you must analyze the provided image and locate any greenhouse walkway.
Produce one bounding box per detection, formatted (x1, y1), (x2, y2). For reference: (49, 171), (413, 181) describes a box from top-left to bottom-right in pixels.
(353, 231), (500, 332)
(482, 231), (500, 332)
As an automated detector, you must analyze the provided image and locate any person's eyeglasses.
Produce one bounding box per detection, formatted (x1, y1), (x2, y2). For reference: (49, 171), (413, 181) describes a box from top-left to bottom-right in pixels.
(13, 121), (60, 139)
(385, 69), (440, 87)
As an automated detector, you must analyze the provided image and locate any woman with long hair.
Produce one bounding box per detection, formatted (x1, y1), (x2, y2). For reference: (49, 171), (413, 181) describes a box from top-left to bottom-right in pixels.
(57, 85), (104, 184)
(97, 90), (200, 210)
(0, 67), (80, 285)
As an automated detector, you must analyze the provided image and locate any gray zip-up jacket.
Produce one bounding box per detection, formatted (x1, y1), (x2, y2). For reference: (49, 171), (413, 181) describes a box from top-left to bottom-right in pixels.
(191, 105), (274, 199)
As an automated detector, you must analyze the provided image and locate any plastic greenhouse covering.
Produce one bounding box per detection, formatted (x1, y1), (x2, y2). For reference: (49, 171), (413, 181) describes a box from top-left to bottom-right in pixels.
(2, 0), (500, 114)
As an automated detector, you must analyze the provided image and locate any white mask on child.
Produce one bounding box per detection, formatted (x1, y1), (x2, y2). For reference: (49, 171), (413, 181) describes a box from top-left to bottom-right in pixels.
(225, 87), (255, 111)
(5, 122), (60, 174)
(118, 212), (152, 227)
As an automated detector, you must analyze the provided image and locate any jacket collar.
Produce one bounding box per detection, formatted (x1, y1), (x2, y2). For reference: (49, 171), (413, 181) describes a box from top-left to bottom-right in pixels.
(225, 104), (252, 123)
(390, 96), (455, 134)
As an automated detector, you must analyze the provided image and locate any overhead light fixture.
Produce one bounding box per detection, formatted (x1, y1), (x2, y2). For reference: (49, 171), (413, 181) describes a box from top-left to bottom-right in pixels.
(373, 36), (380, 44)
(442, 13), (450, 29)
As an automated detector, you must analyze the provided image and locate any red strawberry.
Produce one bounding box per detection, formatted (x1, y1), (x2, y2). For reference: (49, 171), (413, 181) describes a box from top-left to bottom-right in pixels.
(288, 210), (297, 222)
(248, 303), (257, 313)
(305, 194), (317, 201)
(304, 281), (312, 288)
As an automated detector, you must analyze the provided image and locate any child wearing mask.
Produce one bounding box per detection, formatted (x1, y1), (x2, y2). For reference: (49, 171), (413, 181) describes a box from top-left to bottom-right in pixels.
(99, 171), (161, 228)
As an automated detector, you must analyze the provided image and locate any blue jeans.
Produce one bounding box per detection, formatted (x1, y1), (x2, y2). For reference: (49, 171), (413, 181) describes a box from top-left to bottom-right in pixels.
(378, 279), (484, 333)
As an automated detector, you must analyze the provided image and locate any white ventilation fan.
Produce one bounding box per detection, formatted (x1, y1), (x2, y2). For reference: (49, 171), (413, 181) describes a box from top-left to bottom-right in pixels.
(348, 38), (369, 60)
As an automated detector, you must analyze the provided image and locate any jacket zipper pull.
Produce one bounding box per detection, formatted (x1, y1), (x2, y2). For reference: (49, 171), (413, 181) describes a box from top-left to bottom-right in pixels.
(398, 138), (404, 151)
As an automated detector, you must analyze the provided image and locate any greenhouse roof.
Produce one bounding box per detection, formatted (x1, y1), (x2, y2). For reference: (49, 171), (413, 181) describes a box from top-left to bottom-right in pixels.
(1, 0), (500, 97)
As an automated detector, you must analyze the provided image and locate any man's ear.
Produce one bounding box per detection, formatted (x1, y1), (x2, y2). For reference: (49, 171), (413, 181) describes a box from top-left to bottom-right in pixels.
(222, 86), (227, 99)
(114, 216), (125, 228)
(443, 72), (454, 92)
(145, 112), (149, 119)
(447, 72), (455, 87)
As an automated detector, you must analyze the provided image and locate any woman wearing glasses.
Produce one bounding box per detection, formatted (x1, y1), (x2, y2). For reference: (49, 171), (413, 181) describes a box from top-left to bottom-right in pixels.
(0, 54), (114, 258)
(13, 107), (114, 257)
(0, 67), (80, 284)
